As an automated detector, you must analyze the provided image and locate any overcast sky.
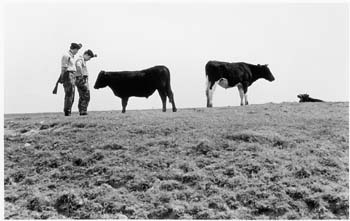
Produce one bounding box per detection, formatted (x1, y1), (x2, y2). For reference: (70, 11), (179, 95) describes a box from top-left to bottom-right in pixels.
(3, 1), (349, 114)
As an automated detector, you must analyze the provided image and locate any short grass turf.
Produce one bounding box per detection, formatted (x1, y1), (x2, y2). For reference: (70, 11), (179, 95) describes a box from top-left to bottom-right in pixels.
(4, 102), (349, 219)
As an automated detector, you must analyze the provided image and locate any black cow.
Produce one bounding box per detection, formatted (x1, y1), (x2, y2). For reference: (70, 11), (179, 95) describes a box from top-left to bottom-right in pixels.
(297, 94), (324, 102)
(205, 61), (275, 107)
(94, 65), (177, 113)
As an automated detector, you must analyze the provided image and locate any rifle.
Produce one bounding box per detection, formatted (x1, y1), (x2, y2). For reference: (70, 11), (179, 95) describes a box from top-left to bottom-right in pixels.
(52, 75), (62, 94)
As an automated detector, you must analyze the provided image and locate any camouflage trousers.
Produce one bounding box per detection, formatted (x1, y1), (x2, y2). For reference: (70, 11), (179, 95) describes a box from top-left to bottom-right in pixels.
(62, 71), (76, 115)
(75, 75), (90, 114)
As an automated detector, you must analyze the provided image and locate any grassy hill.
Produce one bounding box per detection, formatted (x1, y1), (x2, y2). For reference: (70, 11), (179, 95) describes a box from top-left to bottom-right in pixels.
(4, 102), (349, 219)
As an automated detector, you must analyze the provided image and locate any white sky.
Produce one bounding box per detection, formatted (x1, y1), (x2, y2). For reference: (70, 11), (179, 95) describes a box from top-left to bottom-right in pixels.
(3, 1), (349, 113)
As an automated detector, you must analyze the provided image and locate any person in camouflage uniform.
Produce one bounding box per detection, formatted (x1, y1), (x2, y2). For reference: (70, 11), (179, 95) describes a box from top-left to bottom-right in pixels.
(75, 49), (97, 116)
(61, 43), (82, 116)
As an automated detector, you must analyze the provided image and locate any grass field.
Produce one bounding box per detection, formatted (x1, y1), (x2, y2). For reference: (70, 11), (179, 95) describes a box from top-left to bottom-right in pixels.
(4, 102), (349, 219)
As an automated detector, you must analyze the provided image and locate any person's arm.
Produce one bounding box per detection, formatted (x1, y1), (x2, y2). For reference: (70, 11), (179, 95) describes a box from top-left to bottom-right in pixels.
(58, 55), (69, 83)
(61, 55), (69, 75)
(53, 55), (68, 93)
(75, 59), (83, 76)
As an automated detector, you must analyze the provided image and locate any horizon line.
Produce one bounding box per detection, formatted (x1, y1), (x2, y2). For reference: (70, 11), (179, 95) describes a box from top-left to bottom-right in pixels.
(3, 101), (348, 115)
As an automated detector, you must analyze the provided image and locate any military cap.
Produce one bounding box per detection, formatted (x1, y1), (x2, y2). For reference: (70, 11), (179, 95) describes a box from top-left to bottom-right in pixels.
(70, 43), (83, 50)
(84, 49), (97, 58)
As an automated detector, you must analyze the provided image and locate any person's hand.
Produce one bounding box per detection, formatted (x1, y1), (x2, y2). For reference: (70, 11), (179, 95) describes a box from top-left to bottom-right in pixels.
(58, 74), (64, 83)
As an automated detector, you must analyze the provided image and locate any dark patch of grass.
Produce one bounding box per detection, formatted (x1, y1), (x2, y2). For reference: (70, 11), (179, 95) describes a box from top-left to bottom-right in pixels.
(72, 122), (87, 128)
(20, 128), (29, 133)
(159, 180), (185, 191)
(304, 196), (322, 211)
(26, 197), (46, 212)
(322, 194), (349, 217)
(286, 187), (307, 200)
(208, 196), (228, 211)
(35, 157), (61, 173)
(191, 139), (213, 155)
(5, 195), (19, 203)
(39, 124), (50, 130)
(225, 131), (293, 149)
(147, 205), (178, 219)
(295, 167), (311, 179)
(127, 178), (152, 192)
(54, 192), (83, 217)
(100, 143), (124, 150)
(85, 165), (110, 176)
(11, 171), (26, 183)
(181, 172), (204, 185)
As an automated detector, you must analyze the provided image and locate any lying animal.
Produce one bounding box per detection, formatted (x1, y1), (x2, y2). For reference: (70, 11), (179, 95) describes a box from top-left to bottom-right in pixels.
(94, 66), (177, 113)
(297, 94), (324, 102)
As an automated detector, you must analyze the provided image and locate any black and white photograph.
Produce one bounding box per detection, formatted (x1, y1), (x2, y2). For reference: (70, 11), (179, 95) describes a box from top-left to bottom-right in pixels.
(2, 0), (349, 219)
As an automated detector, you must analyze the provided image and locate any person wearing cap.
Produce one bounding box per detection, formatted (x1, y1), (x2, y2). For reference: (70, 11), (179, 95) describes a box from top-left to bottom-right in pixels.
(75, 49), (97, 116)
(61, 43), (82, 116)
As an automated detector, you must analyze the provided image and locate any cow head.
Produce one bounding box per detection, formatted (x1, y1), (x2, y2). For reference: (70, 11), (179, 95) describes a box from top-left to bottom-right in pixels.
(297, 94), (311, 102)
(258, 64), (275, 82)
(94, 71), (108, 89)
(297, 94), (309, 99)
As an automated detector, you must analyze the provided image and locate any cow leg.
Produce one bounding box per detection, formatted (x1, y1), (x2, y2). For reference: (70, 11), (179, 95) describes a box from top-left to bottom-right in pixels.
(243, 84), (249, 105)
(206, 80), (217, 107)
(167, 89), (177, 112)
(237, 84), (244, 106)
(121, 97), (129, 113)
(158, 90), (167, 112)
(244, 94), (249, 105)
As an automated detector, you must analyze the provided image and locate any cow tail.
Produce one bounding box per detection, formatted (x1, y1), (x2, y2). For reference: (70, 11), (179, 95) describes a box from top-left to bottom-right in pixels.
(167, 81), (174, 103)
(163, 67), (174, 103)
(205, 62), (211, 90)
